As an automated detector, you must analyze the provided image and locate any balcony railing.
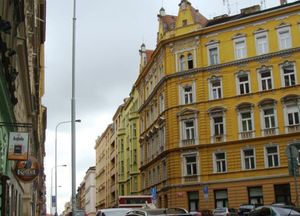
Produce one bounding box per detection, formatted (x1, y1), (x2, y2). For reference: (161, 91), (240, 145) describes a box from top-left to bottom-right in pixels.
(182, 139), (195, 146)
(183, 175), (198, 183)
(263, 127), (277, 136)
(287, 124), (300, 133)
(239, 131), (254, 139)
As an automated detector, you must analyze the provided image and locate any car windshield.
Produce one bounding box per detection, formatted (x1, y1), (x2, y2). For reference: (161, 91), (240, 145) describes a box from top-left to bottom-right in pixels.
(273, 207), (300, 216)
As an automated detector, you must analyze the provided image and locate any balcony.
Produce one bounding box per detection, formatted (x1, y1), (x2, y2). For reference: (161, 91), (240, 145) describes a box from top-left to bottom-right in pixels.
(287, 124), (300, 133)
(183, 175), (198, 183)
(263, 128), (277, 136)
(239, 131), (254, 139)
(181, 139), (195, 146)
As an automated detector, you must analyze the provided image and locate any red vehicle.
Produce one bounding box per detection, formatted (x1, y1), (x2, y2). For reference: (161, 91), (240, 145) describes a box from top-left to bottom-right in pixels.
(118, 195), (153, 208)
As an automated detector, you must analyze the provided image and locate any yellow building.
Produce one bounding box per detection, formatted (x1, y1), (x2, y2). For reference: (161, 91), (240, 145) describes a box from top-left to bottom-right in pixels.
(118, 87), (142, 196)
(136, 0), (300, 210)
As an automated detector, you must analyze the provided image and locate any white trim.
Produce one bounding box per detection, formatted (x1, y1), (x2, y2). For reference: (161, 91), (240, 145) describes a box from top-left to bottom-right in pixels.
(234, 36), (247, 60)
(207, 43), (220, 66)
(264, 144), (280, 168)
(238, 107), (255, 139)
(240, 147), (256, 170)
(254, 31), (269, 55)
(259, 105), (278, 136)
(213, 151), (227, 173)
(181, 152), (199, 177)
(257, 67), (274, 91)
(236, 71), (251, 95)
(280, 61), (298, 87)
(277, 25), (292, 50)
(209, 77), (223, 100)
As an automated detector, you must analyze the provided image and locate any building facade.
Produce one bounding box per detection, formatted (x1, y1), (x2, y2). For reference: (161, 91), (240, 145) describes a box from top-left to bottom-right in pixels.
(0, 0), (46, 215)
(136, 0), (300, 210)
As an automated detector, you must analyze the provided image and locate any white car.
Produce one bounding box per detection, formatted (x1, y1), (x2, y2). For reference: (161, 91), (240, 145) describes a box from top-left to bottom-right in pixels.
(96, 208), (132, 216)
(249, 206), (300, 216)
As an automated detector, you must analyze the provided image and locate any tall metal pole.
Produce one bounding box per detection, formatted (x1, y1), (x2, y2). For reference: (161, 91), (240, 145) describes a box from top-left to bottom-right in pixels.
(71, 0), (77, 215)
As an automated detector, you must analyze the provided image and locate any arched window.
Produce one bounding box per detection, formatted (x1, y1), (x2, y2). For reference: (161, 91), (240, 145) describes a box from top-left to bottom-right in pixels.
(179, 55), (185, 71)
(187, 53), (194, 69)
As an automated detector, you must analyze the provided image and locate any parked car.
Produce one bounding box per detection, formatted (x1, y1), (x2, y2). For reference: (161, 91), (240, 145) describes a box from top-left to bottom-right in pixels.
(213, 208), (238, 216)
(238, 204), (257, 216)
(190, 209), (213, 216)
(249, 206), (300, 216)
(96, 208), (132, 216)
(126, 208), (192, 216)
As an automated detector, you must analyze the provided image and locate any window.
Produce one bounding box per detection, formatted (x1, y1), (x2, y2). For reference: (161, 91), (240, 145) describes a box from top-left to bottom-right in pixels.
(209, 108), (226, 142)
(159, 94), (165, 113)
(214, 189), (228, 208)
(283, 96), (300, 133)
(242, 148), (256, 170)
(182, 19), (188, 26)
(261, 106), (277, 136)
(280, 62), (297, 87)
(248, 187), (263, 205)
(255, 32), (268, 55)
(180, 84), (195, 105)
(236, 72), (250, 95)
(274, 184), (291, 205)
(209, 77), (222, 100)
(183, 120), (195, 140)
(234, 37), (247, 59)
(187, 53), (194, 69)
(184, 154), (198, 176)
(258, 68), (273, 91)
(213, 152), (227, 173)
(265, 145), (279, 168)
(208, 47), (219, 65)
(213, 116), (224, 136)
(180, 55), (185, 71)
(277, 26), (292, 50)
(237, 104), (255, 139)
(188, 192), (199, 212)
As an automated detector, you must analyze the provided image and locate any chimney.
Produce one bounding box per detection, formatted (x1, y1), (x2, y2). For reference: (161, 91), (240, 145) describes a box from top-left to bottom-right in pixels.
(139, 44), (147, 71)
(159, 7), (166, 17)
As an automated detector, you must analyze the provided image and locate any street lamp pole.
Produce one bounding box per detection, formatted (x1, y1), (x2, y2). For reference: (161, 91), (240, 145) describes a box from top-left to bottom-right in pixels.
(71, 0), (77, 215)
(55, 119), (80, 216)
(51, 164), (66, 215)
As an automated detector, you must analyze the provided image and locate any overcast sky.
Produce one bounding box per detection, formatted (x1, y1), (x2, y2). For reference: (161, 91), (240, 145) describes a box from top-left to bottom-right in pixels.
(43, 0), (291, 214)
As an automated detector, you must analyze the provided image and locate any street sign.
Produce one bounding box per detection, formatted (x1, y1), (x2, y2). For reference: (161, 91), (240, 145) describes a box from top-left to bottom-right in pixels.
(285, 145), (298, 158)
(150, 187), (157, 200)
(52, 195), (56, 207)
(203, 185), (208, 201)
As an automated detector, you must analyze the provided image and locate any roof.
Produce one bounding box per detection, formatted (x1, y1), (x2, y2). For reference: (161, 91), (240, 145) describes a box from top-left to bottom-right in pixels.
(206, 1), (300, 27)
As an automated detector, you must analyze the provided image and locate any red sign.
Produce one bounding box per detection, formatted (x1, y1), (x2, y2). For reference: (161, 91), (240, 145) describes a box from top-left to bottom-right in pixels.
(14, 156), (40, 182)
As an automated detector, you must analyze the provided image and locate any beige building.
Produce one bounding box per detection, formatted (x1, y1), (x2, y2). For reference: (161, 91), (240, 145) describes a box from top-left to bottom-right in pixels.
(0, 0), (47, 215)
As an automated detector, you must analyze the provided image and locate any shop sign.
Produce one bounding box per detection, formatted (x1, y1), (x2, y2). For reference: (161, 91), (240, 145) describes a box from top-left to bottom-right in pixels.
(14, 156), (40, 182)
(8, 132), (29, 160)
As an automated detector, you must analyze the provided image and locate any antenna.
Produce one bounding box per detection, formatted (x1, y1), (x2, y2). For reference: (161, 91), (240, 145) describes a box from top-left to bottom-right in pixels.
(161, 0), (164, 7)
(260, 0), (266, 9)
(222, 0), (231, 15)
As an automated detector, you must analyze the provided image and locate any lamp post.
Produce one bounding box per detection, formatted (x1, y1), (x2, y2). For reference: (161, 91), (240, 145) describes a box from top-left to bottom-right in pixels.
(71, 0), (77, 215)
(51, 164), (66, 215)
(55, 119), (81, 216)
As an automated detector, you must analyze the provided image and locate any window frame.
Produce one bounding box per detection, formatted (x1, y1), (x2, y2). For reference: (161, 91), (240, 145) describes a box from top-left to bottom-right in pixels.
(277, 25), (292, 50)
(213, 151), (227, 173)
(207, 44), (220, 65)
(234, 37), (247, 60)
(241, 148), (256, 170)
(236, 71), (251, 95)
(257, 67), (274, 91)
(209, 77), (223, 100)
(260, 104), (278, 136)
(180, 82), (196, 105)
(209, 108), (226, 143)
(182, 153), (199, 176)
(255, 31), (269, 55)
(264, 144), (280, 168)
(280, 62), (297, 87)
